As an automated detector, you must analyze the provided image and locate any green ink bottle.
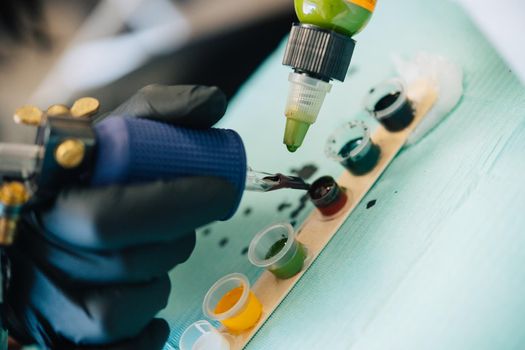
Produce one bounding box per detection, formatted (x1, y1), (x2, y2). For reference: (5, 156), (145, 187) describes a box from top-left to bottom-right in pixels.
(282, 0), (377, 152)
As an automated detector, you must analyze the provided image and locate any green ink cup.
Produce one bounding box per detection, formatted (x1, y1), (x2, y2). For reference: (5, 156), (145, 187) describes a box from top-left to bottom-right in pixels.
(248, 223), (307, 279)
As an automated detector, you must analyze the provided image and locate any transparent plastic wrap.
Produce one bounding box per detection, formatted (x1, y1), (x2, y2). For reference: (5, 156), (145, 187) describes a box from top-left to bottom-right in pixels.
(392, 52), (464, 145)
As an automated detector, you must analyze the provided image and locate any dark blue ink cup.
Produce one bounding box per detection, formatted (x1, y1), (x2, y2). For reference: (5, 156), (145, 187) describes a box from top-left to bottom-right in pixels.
(325, 121), (380, 176)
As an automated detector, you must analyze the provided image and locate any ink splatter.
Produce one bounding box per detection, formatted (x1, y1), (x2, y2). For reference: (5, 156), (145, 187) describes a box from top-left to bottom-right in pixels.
(203, 228), (211, 236)
(291, 164), (318, 180)
(277, 202), (292, 212)
(290, 194), (310, 219)
(241, 247), (249, 255)
(243, 207), (252, 216)
(219, 238), (229, 247)
(366, 200), (377, 209)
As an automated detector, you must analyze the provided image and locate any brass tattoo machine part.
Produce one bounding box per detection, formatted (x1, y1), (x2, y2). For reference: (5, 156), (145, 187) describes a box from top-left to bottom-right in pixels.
(47, 104), (71, 117)
(1, 97), (100, 245)
(0, 182), (29, 246)
(54, 139), (86, 169)
(70, 97), (100, 118)
(13, 97), (100, 126)
(13, 105), (44, 126)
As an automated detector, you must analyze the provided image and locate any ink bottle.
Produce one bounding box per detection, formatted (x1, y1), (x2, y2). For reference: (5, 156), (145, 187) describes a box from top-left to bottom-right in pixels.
(282, 0), (378, 152)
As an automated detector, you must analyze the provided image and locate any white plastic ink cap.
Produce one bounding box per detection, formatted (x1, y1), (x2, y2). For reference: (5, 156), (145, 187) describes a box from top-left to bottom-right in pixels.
(179, 320), (230, 350)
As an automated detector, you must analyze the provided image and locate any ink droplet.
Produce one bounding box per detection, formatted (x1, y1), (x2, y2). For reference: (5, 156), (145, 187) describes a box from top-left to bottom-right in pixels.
(366, 199), (376, 209)
(241, 247), (249, 255)
(243, 207), (252, 216)
(219, 238), (229, 247)
(277, 202), (292, 212)
(291, 164), (318, 180)
(203, 228), (211, 236)
(290, 194), (310, 219)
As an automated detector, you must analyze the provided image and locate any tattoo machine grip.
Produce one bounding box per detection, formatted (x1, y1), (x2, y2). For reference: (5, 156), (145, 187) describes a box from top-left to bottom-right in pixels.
(91, 116), (247, 219)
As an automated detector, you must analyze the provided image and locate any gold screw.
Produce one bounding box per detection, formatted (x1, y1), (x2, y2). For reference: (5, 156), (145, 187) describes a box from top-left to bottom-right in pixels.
(71, 97), (100, 118)
(0, 182), (29, 206)
(55, 139), (86, 169)
(13, 105), (44, 126)
(0, 218), (18, 245)
(0, 182), (30, 245)
(47, 104), (71, 117)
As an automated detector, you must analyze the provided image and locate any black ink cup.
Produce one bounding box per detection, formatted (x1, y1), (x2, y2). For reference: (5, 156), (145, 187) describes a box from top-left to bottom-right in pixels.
(364, 79), (415, 132)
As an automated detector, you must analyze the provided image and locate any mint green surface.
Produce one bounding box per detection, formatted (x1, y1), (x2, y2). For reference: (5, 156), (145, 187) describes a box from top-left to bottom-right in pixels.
(162, 0), (525, 349)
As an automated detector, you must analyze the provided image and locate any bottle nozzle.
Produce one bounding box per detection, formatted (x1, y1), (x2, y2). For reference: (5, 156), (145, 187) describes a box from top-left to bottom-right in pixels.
(282, 72), (331, 152)
(284, 119), (310, 152)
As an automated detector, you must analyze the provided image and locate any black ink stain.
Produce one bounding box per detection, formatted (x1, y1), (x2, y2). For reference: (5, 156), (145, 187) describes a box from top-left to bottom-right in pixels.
(241, 247), (249, 255)
(291, 164), (318, 180)
(290, 194), (310, 219)
(243, 207), (252, 216)
(277, 202), (292, 212)
(366, 199), (377, 209)
(203, 228), (211, 236)
(219, 238), (229, 247)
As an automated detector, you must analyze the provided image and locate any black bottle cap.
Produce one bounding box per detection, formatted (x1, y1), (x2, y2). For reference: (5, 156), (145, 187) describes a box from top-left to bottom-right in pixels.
(282, 23), (356, 82)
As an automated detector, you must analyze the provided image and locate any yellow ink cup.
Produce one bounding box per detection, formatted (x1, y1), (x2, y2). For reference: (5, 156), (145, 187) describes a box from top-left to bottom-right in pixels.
(203, 273), (262, 333)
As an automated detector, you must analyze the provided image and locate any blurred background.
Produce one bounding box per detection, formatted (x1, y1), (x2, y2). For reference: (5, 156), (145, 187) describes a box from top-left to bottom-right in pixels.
(0, 0), (295, 143)
(1, 0), (524, 145)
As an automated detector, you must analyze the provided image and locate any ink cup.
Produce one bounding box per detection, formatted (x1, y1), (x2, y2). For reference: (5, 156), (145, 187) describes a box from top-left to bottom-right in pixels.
(325, 121), (380, 175)
(364, 78), (415, 132)
(179, 320), (230, 350)
(308, 176), (348, 217)
(248, 223), (307, 280)
(203, 273), (262, 333)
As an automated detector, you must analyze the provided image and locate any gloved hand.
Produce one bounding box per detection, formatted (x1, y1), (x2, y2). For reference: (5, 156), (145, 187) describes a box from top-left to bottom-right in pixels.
(5, 85), (240, 350)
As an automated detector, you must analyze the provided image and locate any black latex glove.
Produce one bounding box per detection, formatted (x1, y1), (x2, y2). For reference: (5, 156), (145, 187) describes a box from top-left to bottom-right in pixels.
(5, 85), (239, 350)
